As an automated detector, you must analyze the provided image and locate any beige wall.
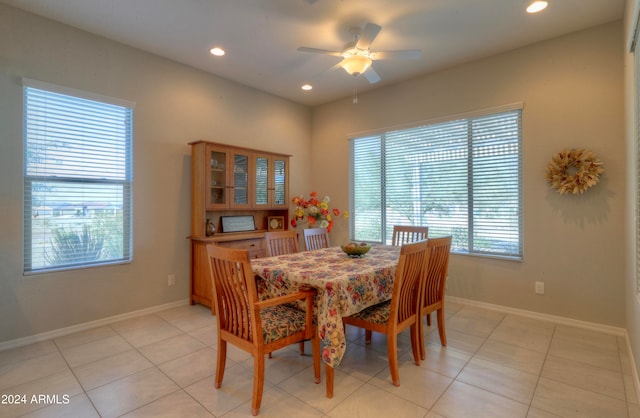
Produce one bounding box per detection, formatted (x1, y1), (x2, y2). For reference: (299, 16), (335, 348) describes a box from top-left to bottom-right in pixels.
(0, 3), (628, 343)
(312, 21), (625, 326)
(0, 4), (312, 342)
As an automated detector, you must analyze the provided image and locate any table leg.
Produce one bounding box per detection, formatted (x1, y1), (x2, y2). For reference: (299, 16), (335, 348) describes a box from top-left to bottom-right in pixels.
(325, 364), (334, 398)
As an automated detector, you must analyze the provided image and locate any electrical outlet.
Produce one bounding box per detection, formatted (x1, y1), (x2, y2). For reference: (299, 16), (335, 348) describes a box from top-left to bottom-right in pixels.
(168, 274), (176, 286)
(535, 281), (544, 295)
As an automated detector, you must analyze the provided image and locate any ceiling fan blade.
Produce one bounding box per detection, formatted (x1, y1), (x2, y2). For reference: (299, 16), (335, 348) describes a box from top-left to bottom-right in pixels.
(355, 23), (381, 50)
(363, 67), (381, 84)
(297, 47), (342, 56)
(372, 50), (422, 60)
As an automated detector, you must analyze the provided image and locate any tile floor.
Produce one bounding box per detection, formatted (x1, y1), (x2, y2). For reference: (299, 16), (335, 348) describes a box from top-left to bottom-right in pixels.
(1, 301), (639, 417)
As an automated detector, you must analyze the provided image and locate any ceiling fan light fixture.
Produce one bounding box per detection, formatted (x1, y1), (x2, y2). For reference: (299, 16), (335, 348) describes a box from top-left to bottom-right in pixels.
(526, 1), (548, 13)
(340, 55), (372, 76)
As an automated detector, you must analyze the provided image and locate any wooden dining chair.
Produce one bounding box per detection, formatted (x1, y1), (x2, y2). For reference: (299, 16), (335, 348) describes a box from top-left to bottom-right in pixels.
(264, 230), (299, 256)
(391, 225), (429, 246)
(340, 240), (428, 388)
(417, 236), (452, 360)
(263, 230), (307, 356)
(206, 244), (321, 416)
(303, 227), (330, 251)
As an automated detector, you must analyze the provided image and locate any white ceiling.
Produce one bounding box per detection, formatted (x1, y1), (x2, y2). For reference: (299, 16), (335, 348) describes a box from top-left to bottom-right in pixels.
(1, 0), (625, 106)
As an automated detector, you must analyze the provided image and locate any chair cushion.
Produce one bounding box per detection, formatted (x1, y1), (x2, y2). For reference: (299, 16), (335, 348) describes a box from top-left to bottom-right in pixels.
(261, 304), (308, 344)
(349, 300), (391, 325)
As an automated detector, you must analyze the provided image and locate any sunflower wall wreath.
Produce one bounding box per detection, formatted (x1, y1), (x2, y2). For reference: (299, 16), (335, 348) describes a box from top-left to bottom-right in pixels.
(544, 148), (604, 195)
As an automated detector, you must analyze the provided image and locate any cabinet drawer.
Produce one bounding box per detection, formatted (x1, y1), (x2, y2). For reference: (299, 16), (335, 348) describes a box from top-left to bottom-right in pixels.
(218, 238), (265, 258)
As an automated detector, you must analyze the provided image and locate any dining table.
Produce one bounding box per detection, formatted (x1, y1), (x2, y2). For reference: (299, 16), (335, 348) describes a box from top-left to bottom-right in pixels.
(251, 244), (401, 397)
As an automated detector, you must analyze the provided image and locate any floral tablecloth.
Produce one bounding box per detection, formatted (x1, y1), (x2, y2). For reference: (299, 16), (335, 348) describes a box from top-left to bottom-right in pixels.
(251, 245), (400, 368)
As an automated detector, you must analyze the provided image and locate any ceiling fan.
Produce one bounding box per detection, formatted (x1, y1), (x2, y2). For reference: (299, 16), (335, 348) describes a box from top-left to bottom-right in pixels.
(297, 22), (421, 84)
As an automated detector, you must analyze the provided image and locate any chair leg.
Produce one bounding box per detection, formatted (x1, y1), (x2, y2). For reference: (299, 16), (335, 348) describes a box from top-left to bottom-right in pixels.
(426, 312), (431, 326)
(299, 341), (305, 355)
(215, 340), (227, 388)
(251, 354), (265, 416)
(387, 333), (400, 386)
(365, 330), (372, 344)
(437, 308), (447, 346)
(326, 364), (334, 398)
(410, 323), (421, 366)
(418, 312), (426, 361)
(311, 334), (321, 384)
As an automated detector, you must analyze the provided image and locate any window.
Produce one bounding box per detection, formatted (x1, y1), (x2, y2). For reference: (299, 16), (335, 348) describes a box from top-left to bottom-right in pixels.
(350, 105), (522, 259)
(23, 80), (134, 273)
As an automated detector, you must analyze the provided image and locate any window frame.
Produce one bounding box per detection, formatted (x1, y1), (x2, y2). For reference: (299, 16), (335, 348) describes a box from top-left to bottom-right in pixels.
(23, 79), (134, 274)
(349, 104), (523, 260)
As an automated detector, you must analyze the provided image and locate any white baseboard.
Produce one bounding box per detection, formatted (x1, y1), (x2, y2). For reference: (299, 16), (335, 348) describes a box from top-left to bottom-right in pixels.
(0, 299), (191, 352)
(447, 295), (640, 404)
(447, 295), (626, 335)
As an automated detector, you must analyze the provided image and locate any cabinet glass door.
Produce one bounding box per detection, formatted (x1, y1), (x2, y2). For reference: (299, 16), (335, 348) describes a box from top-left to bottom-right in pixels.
(208, 149), (227, 208)
(253, 154), (288, 208)
(273, 157), (287, 206)
(254, 155), (269, 207)
(232, 153), (250, 208)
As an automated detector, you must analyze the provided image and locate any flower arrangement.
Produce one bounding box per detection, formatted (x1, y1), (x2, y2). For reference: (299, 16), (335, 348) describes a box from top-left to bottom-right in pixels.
(291, 192), (348, 232)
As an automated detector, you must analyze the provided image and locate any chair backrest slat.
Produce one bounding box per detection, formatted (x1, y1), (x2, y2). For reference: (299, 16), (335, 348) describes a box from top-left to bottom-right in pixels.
(265, 230), (299, 256)
(391, 225), (429, 246)
(390, 240), (429, 324)
(304, 227), (330, 251)
(423, 236), (452, 307)
(207, 244), (259, 343)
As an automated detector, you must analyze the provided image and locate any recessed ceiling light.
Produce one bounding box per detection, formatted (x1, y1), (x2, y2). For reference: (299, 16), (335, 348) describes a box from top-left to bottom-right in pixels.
(209, 47), (225, 56)
(526, 1), (548, 13)
(301, 84), (313, 91)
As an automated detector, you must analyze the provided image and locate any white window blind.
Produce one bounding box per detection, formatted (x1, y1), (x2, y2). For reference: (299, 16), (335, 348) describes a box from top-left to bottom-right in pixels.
(350, 107), (522, 259)
(351, 135), (383, 242)
(23, 80), (133, 273)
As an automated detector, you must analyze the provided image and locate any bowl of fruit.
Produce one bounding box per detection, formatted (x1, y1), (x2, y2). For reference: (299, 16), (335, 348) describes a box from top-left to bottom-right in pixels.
(340, 242), (372, 258)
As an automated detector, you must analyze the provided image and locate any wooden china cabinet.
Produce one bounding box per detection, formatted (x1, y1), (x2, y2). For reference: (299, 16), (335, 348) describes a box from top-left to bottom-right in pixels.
(189, 140), (290, 311)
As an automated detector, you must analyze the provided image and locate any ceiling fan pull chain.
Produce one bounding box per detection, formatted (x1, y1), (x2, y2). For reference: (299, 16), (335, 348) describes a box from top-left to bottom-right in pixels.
(353, 77), (358, 104)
